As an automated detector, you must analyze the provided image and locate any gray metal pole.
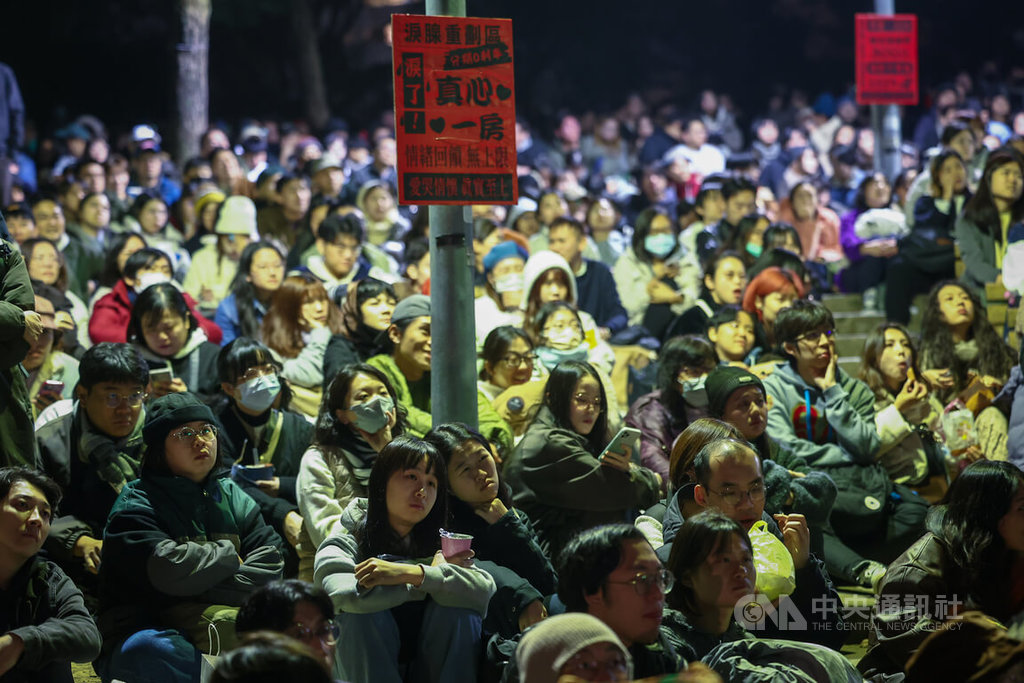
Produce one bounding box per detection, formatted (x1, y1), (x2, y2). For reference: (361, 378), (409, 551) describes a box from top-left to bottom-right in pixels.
(872, 0), (903, 182)
(424, 0), (478, 429)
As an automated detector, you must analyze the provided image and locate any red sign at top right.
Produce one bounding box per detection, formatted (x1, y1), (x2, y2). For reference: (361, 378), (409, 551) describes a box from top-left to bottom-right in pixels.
(855, 13), (918, 106)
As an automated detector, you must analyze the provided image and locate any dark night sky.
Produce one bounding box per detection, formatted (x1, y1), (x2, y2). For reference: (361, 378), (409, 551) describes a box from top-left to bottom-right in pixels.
(5, 0), (1024, 143)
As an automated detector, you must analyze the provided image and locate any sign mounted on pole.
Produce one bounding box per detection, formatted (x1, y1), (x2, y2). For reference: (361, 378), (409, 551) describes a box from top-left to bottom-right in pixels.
(392, 14), (518, 205)
(855, 13), (918, 106)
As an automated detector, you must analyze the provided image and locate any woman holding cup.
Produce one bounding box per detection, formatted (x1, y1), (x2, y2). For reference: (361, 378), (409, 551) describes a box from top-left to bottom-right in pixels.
(314, 435), (495, 683)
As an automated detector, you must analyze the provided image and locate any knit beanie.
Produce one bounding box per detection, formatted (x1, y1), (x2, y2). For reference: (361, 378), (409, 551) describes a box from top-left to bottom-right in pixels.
(515, 613), (632, 683)
(705, 365), (765, 418)
(143, 392), (216, 446)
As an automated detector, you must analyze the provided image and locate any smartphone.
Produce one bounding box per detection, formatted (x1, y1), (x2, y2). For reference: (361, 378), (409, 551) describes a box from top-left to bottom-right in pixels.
(40, 380), (64, 396)
(149, 367), (173, 384)
(600, 427), (642, 460)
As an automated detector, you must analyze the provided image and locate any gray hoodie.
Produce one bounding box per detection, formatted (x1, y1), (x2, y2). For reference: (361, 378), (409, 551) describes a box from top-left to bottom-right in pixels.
(761, 363), (880, 468)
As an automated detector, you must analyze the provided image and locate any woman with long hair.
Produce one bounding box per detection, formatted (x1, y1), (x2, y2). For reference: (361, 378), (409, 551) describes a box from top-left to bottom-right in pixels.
(313, 436), (495, 683)
(425, 422), (557, 637)
(503, 360), (661, 552)
(887, 150), (971, 324)
(322, 278), (397, 385)
(612, 206), (699, 340)
(127, 192), (190, 279)
(858, 323), (949, 486)
(214, 241), (285, 346)
(298, 363), (405, 561)
(262, 273), (344, 418)
(741, 265), (806, 356)
(861, 460), (1024, 676)
(90, 231), (146, 306)
(626, 335), (717, 488)
(777, 181), (844, 265)
(955, 147), (1024, 291)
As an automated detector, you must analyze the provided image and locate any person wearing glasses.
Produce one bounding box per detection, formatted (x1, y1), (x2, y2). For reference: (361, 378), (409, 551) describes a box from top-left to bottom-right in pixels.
(685, 439), (844, 648)
(36, 343), (149, 594)
(236, 579), (338, 671)
(762, 300), (928, 587)
(478, 326), (540, 442)
(663, 511), (861, 682)
(503, 361), (661, 554)
(96, 392), (285, 683)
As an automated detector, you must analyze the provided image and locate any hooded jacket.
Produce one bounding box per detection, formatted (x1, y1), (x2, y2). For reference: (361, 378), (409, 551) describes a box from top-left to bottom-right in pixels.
(761, 362), (880, 468)
(89, 279), (223, 346)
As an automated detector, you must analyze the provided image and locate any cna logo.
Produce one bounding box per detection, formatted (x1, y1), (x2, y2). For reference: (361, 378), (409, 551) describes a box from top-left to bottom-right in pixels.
(734, 594), (808, 631)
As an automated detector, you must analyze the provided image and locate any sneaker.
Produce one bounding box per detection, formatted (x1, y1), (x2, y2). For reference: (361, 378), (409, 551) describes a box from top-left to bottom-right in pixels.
(862, 287), (879, 312)
(856, 560), (887, 592)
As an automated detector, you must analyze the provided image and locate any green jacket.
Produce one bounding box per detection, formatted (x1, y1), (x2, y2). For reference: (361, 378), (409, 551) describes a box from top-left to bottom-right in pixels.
(0, 230), (38, 468)
(366, 352), (512, 452)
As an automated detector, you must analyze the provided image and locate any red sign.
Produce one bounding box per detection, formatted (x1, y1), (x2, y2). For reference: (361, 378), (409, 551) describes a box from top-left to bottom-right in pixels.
(392, 14), (518, 206)
(855, 13), (918, 106)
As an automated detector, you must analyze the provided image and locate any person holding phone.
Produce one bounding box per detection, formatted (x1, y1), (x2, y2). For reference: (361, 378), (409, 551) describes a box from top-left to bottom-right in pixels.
(503, 360), (662, 553)
(24, 291), (78, 418)
(313, 436), (495, 683)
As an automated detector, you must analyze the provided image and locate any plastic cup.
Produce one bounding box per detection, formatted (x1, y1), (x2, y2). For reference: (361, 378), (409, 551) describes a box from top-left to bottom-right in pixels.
(439, 529), (473, 558)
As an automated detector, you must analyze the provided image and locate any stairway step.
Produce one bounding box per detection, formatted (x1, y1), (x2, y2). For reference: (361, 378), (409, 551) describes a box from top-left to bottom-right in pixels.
(833, 311), (886, 335)
(835, 333), (869, 357)
(821, 293), (864, 313)
(838, 356), (863, 378)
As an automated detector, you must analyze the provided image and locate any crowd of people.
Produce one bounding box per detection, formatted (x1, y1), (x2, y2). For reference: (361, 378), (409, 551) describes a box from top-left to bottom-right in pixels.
(6, 59), (1024, 682)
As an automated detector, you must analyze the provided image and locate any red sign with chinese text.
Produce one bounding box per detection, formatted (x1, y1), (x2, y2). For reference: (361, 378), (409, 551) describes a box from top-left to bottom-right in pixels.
(392, 14), (518, 205)
(855, 13), (918, 106)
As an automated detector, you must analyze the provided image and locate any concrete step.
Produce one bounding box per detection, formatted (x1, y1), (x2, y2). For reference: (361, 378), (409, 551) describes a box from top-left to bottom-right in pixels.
(833, 310), (886, 335)
(821, 293), (864, 313)
(835, 333), (869, 357)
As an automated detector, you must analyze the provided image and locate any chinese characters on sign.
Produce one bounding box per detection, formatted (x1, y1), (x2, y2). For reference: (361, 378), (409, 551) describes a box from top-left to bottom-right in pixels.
(392, 14), (518, 205)
(855, 14), (918, 106)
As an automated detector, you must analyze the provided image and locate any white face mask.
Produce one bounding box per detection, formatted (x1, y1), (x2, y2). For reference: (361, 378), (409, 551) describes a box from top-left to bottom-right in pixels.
(135, 272), (171, 294)
(493, 272), (524, 293)
(544, 326), (583, 350)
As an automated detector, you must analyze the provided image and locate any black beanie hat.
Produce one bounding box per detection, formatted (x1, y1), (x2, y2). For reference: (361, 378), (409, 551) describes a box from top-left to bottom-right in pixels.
(705, 365), (765, 418)
(143, 392), (216, 446)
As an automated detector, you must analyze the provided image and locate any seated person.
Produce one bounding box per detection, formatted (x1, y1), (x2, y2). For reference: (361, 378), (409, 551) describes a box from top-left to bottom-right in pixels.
(24, 292), (78, 419)
(214, 242), (285, 347)
(918, 280), (1014, 460)
(322, 278), (397, 386)
(304, 212), (395, 301)
(664, 251), (747, 339)
(368, 294), (512, 451)
(214, 338), (311, 574)
(740, 266), (805, 360)
(181, 195), (253, 317)
(762, 300), (929, 586)
(860, 461), (1024, 677)
(695, 177), (757, 265)
(425, 423), (556, 638)
(545, 216), (628, 339)
(530, 301), (616, 378)
(211, 631), (332, 683)
(685, 439), (844, 648)
(128, 282), (222, 402)
(663, 511), (861, 682)
(235, 579), (337, 672)
(503, 361), (661, 553)
(508, 524), (688, 680)
(0, 467), (101, 681)
(474, 241), (528, 351)
(313, 436), (496, 683)
(95, 393), (285, 683)
(514, 613), (633, 683)
(297, 363), (404, 578)
(857, 323), (948, 487)
(90, 247), (222, 345)
(704, 306), (756, 367)
(37, 343), (148, 592)
(625, 335), (716, 488)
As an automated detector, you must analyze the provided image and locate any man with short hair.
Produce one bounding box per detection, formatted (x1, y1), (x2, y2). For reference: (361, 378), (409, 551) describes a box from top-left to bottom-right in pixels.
(762, 300), (928, 587)
(236, 579), (337, 671)
(306, 213), (391, 301)
(350, 137), (398, 197)
(367, 295), (511, 451)
(0, 466), (101, 680)
(3, 203), (35, 245)
(257, 173), (311, 250)
(684, 439), (846, 648)
(547, 216), (627, 339)
(554, 524), (688, 678)
(37, 343), (148, 590)
(695, 176), (756, 265)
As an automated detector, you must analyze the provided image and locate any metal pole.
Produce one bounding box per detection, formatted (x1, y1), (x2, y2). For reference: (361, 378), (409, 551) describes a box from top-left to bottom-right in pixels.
(425, 0), (478, 429)
(872, 0), (903, 182)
